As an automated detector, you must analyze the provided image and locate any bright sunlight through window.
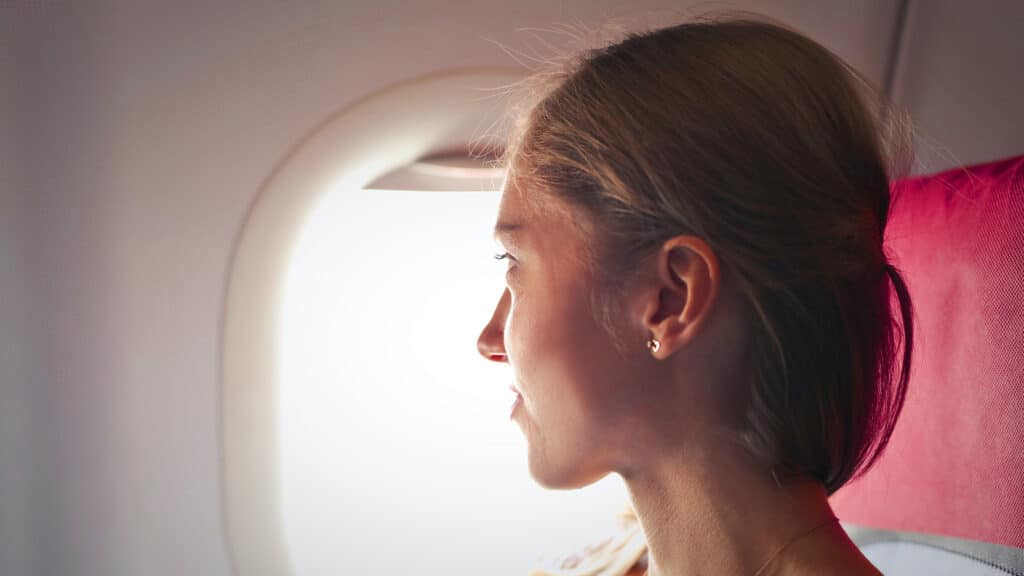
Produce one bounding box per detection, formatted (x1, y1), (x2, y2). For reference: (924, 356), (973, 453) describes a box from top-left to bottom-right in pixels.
(280, 185), (633, 575)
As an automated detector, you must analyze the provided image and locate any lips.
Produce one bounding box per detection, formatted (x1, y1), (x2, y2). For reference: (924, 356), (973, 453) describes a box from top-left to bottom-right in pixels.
(509, 385), (524, 417)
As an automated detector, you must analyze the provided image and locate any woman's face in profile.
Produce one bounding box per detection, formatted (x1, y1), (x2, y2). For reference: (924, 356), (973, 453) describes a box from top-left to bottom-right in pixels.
(477, 181), (652, 489)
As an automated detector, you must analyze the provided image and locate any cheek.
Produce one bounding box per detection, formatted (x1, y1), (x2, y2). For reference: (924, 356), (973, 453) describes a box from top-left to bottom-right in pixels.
(566, 294), (644, 436)
(518, 287), (625, 426)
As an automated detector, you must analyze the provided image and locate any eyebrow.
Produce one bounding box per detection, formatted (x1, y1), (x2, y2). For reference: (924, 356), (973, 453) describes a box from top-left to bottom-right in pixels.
(492, 222), (526, 239)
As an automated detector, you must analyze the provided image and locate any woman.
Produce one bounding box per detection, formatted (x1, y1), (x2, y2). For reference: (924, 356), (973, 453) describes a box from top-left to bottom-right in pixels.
(477, 13), (914, 576)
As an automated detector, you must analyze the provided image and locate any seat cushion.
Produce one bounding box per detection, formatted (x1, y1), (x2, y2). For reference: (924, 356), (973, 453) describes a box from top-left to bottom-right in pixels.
(845, 524), (1024, 576)
(830, 154), (1024, 550)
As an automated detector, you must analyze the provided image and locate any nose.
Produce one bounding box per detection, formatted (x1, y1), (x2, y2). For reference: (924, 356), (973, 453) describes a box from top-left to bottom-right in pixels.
(477, 287), (511, 363)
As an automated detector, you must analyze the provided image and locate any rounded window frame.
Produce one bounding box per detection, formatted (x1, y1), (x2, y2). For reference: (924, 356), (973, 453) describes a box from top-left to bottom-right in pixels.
(220, 68), (523, 575)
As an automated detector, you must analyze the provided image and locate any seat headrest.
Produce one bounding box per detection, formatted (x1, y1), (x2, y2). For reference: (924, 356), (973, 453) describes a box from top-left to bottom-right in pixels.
(831, 154), (1024, 550)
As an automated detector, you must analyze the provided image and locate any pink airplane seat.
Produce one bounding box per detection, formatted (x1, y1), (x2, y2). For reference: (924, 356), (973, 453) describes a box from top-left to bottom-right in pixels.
(831, 153), (1024, 575)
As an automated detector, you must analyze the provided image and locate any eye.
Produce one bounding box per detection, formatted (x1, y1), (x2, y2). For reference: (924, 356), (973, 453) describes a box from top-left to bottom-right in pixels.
(493, 252), (515, 275)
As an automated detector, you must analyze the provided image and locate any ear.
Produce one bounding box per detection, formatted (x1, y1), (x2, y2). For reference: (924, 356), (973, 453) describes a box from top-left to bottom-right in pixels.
(641, 235), (721, 359)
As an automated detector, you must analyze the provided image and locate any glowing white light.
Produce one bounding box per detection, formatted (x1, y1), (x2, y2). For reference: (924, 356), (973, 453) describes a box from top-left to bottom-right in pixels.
(280, 187), (631, 575)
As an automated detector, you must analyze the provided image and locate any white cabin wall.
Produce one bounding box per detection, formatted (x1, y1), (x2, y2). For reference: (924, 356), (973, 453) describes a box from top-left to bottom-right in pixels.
(6, 1), (903, 575)
(1, 9), (32, 575)
(894, 0), (1024, 174)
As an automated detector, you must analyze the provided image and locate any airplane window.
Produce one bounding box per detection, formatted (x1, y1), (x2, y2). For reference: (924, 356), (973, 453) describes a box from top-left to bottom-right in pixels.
(278, 185), (632, 575)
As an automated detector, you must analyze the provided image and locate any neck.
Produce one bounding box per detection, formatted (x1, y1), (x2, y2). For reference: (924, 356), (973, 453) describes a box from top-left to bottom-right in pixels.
(619, 431), (840, 576)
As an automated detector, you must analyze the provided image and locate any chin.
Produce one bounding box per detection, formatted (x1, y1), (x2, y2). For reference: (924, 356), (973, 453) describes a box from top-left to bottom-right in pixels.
(527, 448), (610, 490)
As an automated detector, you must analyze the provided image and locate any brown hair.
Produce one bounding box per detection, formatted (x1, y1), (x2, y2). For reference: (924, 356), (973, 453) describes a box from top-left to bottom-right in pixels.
(503, 13), (915, 494)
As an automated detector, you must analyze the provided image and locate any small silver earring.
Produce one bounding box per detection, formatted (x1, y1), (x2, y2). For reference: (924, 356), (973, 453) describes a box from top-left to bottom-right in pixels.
(646, 337), (660, 353)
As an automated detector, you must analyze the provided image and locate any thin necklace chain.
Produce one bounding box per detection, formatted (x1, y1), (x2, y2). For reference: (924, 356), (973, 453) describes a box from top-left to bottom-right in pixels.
(751, 515), (840, 576)
(640, 515), (840, 576)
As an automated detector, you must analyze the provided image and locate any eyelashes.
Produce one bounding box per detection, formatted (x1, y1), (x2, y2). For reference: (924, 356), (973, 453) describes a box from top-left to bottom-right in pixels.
(494, 252), (514, 279)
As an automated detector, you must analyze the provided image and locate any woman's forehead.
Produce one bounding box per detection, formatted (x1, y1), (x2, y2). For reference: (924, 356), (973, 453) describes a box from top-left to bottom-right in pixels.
(495, 181), (532, 232)
(498, 175), (563, 225)
(494, 193), (532, 249)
